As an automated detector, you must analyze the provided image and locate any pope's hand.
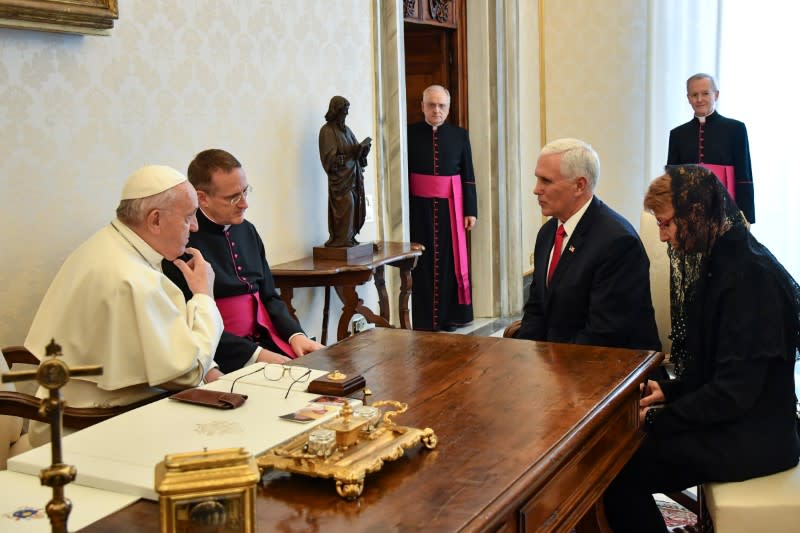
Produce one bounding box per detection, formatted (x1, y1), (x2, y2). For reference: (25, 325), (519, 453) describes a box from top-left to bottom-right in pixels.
(174, 247), (215, 296)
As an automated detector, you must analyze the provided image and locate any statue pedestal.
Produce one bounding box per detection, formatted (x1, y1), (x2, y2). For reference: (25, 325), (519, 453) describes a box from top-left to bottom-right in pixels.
(313, 243), (373, 262)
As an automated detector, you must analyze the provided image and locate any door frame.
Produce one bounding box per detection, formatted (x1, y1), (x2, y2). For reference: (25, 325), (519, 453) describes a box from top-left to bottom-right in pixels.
(373, 0), (525, 320)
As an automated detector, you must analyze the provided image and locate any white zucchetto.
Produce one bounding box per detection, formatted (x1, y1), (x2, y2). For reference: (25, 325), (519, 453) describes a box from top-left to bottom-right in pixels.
(120, 165), (187, 200)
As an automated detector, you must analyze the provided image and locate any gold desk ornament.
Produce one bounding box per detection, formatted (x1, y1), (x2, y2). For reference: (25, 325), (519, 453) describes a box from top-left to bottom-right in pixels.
(155, 447), (259, 533)
(305, 428), (336, 458)
(353, 405), (381, 432)
(257, 399), (438, 500)
(327, 370), (347, 381)
(325, 401), (368, 450)
(307, 370), (366, 396)
(0, 338), (102, 533)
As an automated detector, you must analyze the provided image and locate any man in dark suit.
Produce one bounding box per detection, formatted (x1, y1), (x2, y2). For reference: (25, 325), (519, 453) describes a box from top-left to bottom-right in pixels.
(163, 149), (324, 373)
(515, 138), (661, 351)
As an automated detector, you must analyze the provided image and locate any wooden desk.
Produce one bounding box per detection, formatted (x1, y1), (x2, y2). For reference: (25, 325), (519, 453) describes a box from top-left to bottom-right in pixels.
(271, 241), (424, 343)
(81, 329), (662, 532)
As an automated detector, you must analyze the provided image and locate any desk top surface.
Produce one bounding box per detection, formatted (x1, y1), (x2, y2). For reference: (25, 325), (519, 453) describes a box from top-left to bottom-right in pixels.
(271, 241), (424, 275)
(80, 329), (661, 532)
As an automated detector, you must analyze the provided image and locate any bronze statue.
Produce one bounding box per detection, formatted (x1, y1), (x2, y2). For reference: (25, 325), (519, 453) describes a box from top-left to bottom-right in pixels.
(319, 96), (372, 247)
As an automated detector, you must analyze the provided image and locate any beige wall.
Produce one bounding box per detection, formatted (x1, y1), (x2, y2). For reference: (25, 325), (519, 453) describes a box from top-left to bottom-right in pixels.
(519, 1), (543, 276)
(541, 0), (649, 226)
(0, 0), (377, 346)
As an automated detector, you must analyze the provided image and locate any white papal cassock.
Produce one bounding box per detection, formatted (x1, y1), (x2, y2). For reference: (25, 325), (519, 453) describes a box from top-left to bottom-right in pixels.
(24, 218), (223, 446)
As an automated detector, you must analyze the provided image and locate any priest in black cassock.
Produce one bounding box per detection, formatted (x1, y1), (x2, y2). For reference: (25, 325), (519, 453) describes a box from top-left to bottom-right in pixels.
(163, 149), (324, 374)
(407, 85), (478, 331)
(667, 72), (755, 222)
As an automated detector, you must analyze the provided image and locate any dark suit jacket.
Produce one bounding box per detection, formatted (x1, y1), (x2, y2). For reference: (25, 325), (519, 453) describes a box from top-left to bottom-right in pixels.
(163, 210), (304, 373)
(516, 196), (661, 351)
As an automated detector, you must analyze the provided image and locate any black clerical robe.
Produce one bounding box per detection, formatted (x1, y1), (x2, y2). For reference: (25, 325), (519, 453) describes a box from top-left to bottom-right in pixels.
(407, 121), (478, 331)
(667, 111), (755, 222)
(163, 210), (304, 373)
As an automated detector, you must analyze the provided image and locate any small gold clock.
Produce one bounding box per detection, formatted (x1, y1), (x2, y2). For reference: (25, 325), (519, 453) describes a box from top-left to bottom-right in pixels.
(155, 447), (259, 533)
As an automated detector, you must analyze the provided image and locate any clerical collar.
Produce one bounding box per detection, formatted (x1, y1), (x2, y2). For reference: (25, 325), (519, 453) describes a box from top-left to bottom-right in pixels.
(199, 208), (231, 231)
(696, 110), (716, 124)
(109, 218), (165, 272)
(425, 120), (445, 131)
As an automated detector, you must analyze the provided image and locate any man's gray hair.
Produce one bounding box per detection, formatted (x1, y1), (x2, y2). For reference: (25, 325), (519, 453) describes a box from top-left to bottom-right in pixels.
(686, 72), (718, 93)
(540, 138), (600, 190)
(422, 84), (451, 103)
(116, 186), (179, 226)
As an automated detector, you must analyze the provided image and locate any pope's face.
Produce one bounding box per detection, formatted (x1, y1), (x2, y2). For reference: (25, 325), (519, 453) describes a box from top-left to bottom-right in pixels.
(687, 78), (718, 117)
(157, 182), (199, 260)
(198, 167), (250, 226)
(421, 89), (450, 127)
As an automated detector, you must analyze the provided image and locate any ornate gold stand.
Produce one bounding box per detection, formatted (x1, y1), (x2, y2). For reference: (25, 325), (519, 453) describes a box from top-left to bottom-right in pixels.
(257, 400), (437, 500)
(155, 447), (260, 533)
(1, 339), (102, 533)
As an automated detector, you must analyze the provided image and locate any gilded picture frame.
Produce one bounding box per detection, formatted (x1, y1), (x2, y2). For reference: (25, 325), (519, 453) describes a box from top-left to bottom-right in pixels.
(0, 0), (118, 35)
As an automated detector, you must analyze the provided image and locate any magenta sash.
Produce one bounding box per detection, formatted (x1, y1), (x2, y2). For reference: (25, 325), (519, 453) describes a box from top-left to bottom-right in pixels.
(700, 164), (736, 199)
(410, 172), (471, 305)
(215, 293), (296, 358)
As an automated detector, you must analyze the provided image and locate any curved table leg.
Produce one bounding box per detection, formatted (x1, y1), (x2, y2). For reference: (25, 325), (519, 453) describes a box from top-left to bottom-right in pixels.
(393, 258), (415, 329)
(334, 286), (359, 341)
(334, 285), (392, 341)
(278, 287), (298, 322)
(373, 265), (390, 322)
(320, 286), (330, 345)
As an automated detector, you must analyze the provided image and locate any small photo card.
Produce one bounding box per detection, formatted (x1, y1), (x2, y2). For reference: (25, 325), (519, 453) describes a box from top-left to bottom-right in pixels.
(279, 404), (337, 423)
(310, 395), (359, 407)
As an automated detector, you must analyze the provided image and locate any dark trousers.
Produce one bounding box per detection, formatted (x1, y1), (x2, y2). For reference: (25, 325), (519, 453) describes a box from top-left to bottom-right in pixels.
(603, 435), (704, 533)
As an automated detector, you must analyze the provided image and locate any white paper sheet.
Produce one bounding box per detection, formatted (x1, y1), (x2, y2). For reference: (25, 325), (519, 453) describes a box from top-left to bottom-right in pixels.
(0, 470), (137, 532)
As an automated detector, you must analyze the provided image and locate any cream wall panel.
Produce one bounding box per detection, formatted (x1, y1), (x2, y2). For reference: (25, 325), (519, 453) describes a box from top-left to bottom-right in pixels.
(519, 0), (542, 277)
(0, 0), (376, 346)
(466, 0), (497, 318)
(542, 0), (648, 225)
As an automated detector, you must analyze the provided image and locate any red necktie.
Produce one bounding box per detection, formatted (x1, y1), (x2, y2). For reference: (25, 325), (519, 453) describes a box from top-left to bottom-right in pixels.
(547, 224), (567, 283)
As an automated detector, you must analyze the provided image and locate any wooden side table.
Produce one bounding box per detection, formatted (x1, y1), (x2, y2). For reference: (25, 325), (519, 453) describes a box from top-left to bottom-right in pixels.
(270, 242), (424, 343)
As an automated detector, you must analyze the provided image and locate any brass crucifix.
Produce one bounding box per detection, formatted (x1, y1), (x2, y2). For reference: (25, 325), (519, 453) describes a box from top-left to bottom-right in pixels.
(1, 338), (102, 533)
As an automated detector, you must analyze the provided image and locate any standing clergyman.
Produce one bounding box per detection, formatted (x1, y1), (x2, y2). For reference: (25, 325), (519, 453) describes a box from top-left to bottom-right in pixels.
(407, 84), (477, 331)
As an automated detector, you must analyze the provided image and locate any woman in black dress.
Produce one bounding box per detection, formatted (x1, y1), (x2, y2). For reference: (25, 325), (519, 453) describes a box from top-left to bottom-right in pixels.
(603, 165), (800, 532)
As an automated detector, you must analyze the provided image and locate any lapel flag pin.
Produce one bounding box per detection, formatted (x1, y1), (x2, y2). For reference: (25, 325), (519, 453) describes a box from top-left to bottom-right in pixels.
(568, 245), (576, 253)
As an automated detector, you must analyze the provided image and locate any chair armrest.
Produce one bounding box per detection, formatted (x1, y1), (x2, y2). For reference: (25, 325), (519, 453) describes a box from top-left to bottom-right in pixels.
(2, 346), (40, 368)
(0, 390), (173, 430)
(0, 390), (49, 423)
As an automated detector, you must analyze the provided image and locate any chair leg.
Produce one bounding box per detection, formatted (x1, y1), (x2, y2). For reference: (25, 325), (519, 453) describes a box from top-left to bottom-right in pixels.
(666, 489), (700, 515)
(668, 487), (714, 533)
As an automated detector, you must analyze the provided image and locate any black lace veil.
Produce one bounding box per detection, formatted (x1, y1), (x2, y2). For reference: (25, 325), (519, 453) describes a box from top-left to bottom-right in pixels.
(664, 165), (800, 376)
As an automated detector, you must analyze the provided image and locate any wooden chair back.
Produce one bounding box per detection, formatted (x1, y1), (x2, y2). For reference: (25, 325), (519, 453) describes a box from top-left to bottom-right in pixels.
(1, 345), (169, 430)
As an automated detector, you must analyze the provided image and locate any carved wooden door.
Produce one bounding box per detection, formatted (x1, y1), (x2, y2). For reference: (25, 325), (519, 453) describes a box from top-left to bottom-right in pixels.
(403, 0), (468, 128)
